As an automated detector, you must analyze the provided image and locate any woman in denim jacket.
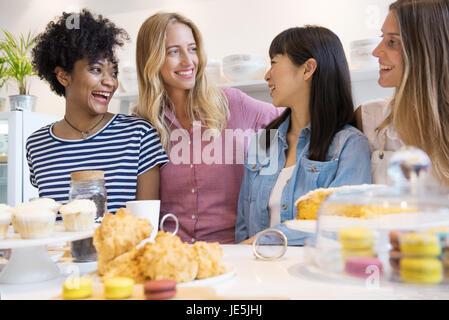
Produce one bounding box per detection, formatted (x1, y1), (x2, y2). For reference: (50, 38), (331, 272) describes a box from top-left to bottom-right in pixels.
(235, 26), (372, 245)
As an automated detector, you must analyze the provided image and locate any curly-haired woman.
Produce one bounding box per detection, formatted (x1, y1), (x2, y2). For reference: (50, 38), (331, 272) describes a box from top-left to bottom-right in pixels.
(27, 9), (168, 213)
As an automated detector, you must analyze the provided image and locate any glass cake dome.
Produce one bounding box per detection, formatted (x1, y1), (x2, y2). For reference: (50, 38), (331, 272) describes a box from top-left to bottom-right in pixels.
(303, 147), (449, 285)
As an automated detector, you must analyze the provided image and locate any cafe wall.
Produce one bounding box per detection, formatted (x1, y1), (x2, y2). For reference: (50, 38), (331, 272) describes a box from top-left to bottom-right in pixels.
(0, 0), (391, 117)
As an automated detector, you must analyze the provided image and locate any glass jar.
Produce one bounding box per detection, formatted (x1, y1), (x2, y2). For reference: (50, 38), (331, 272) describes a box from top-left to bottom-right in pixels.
(68, 170), (107, 262)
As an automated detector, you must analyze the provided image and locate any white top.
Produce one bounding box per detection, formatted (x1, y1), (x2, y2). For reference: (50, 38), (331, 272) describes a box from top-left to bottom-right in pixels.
(268, 165), (295, 227)
(361, 98), (439, 186)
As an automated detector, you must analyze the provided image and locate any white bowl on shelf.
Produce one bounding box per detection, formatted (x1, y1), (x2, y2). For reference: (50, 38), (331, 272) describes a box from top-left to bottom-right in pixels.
(205, 59), (224, 84)
(349, 38), (380, 70)
(222, 53), (268, 82)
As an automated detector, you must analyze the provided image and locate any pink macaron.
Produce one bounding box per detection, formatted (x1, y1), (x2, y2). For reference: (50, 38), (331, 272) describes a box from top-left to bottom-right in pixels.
(344, 257), (383, 279)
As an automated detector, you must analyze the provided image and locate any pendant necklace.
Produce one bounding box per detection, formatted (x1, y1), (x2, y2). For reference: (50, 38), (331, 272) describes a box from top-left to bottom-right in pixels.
(64, 114), (105, 140)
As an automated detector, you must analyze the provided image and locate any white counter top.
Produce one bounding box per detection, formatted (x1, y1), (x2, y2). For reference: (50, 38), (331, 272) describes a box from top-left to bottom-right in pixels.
(1, 244), (449, 300)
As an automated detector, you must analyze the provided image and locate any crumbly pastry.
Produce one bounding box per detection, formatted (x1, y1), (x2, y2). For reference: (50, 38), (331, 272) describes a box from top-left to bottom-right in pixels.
(295, 184), (416, 220)
(93, 208), (153, 275)
(13, 208), (55, 239)
(139, 231), (198, 283)
(101, 246), (147, 283)
(60, 199), (96, 231)
(0, 204), (12, 239)
(193, 241), (226, 279)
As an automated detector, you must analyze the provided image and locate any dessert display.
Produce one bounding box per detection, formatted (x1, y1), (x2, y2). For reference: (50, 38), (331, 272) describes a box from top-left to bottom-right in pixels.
(144, 279), (177, 300)
(0, 204), (12, 240)
(338, 227), (376, 261)
(93, 208), (227, 284)
(62, 277), (93, 300)
(104, 277), (134, 299)
(60, 199), (97, 232)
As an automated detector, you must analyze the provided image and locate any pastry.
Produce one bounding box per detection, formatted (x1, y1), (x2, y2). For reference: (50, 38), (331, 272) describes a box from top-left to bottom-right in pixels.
(0, 204), (12, 240)
(295, 185), (415, 220)
(60, 199), (96, 231)
(93, 208), (153, 275)
(12, 198), (60, 233)
(139, 231), (198, 283)
(193, 241), (226, 279)
(399, 232), (442, 257)
(344, 257), (383, 279)
(400, 258), (443, 284)
(144, 279), (177, 300)
(13, 207), (55, 239)
(62, 277), (93, 299)
(101, 246), (147, 283)
(104, 277), (134, 299)
(338, 227), (374, 251)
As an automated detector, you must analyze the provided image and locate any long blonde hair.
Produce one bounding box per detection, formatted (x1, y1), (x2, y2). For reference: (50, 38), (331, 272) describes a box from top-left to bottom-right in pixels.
(379, 0), (449, 185)
(135, 12), (229, 150)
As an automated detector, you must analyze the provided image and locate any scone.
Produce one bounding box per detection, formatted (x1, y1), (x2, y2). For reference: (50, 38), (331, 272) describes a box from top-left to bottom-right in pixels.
(93, 208), (153, 275)
(0, 204), (12, 239)
(60, 199), (96, 231)
(101, 246), (147, 283)
(13, 208), (56, 239)
(139, 231), (198, 283)
(193, 241), (226, 279)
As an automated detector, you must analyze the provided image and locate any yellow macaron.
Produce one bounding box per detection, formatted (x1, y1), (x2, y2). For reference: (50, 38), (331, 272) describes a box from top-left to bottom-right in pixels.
(338, 227), (374, 250)
(62, 277), (93, 300)
(104, 277), (134, 299)
(400, 258), (443, 285)
(400, 232), (441, 257)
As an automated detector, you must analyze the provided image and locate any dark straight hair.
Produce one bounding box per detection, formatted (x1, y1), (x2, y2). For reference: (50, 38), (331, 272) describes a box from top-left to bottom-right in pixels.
(264, 26), (356, 161)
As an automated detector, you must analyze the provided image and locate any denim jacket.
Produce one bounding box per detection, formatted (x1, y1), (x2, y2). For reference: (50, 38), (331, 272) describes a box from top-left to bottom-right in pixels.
(235, 115), (372, 245)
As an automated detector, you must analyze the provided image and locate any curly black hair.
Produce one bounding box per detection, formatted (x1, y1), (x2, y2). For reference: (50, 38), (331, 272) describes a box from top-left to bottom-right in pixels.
(32, 9), (129, 96)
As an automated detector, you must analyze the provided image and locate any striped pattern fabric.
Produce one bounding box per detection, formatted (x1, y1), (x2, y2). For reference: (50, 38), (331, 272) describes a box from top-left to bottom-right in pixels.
(26, 114), (169, 213)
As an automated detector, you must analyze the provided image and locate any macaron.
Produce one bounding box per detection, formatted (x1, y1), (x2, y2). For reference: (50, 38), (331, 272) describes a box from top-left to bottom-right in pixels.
(344, 257), (383, 279)
(338, 227), (374, 251)
(62, 277), (93, 300)
(389, 230), (412, 251)
(104, 277), (134, 300)
(399, 232), (441, 257)
(400, 257), (442, 284)
(144, 279), (177, 300)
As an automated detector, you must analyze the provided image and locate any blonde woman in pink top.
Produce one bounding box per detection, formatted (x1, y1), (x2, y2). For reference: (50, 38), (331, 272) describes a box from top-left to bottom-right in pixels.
(135, 12), (280, 244)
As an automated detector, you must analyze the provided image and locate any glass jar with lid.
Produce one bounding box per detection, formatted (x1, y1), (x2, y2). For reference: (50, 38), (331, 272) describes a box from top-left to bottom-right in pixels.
(68, 170), (107, 262)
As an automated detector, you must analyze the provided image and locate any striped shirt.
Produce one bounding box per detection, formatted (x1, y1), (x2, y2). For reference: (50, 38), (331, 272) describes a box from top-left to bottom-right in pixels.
(26, 114), (169, 213)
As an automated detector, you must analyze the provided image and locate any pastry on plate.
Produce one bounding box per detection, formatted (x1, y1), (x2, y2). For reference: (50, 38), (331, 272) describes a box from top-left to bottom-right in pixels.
(93, 208), (153, 275)
(193, 241), (226, 279)
(13, 207), (56, 239)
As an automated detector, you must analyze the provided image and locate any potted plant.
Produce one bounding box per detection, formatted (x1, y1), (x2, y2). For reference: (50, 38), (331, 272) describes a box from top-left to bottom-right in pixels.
(0, 55), (8, 112)
(1, 30), (37, 111)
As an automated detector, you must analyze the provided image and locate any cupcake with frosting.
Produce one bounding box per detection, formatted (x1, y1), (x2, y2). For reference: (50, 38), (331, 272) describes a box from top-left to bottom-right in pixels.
(60, 199), (97, 232)
(13, 207), (56, 239)
(0, 204), (12, 240)
(12, 198), (61, 233)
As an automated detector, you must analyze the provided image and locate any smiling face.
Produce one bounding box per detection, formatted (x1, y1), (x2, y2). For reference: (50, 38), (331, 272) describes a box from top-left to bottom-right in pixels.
(160, 22), (199, 96)
(372, 11), (405, 88)
(63, 57), (118, 115)
(264, 54), (306, 108)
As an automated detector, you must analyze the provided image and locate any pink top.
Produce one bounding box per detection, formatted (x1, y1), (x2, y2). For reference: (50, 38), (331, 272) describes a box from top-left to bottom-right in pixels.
(160, 87), (281, 244)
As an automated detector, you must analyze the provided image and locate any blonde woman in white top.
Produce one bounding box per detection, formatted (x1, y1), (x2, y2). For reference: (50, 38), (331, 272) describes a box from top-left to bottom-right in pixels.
(356, 0), (449, 186)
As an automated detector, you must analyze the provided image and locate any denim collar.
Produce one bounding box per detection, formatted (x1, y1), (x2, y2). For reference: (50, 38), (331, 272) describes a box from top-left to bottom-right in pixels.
(277, 114), (311, 146)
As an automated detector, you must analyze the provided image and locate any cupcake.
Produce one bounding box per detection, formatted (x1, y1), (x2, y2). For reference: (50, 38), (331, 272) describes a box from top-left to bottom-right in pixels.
(13, 198), (61, 233)
(14, 207), (56, 239)
(0, 204), (12, 240)
(60, 199), (96, 232)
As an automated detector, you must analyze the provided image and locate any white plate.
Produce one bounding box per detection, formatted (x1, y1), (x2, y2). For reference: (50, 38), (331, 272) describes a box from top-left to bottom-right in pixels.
(285, 211), (449, 233)
(178, 264), (236, 287)
(0, 223), (98, 249)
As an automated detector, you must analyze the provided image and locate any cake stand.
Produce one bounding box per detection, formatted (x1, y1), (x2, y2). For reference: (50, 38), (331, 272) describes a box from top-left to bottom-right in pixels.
(0, 223), (98, 284)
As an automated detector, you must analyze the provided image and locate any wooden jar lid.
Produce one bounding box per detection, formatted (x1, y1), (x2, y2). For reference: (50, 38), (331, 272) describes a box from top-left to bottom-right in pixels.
(70, 170), (104, 181)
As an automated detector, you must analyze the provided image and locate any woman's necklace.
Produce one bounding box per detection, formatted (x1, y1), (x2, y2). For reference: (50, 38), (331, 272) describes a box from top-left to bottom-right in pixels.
(64, 114), (105, 140)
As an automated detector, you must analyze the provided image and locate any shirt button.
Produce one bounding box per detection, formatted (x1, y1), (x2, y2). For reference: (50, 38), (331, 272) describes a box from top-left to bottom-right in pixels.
(192, 215), (196, 219)
(190, 164), (194, 168)
(252, 165), (257, 169)
(312, 167), (317, 172)
(282, 205), (287, 210)
(191, 238), (195, 243)
(188, 141), (191, 145)
(192, 189), (195, 193)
